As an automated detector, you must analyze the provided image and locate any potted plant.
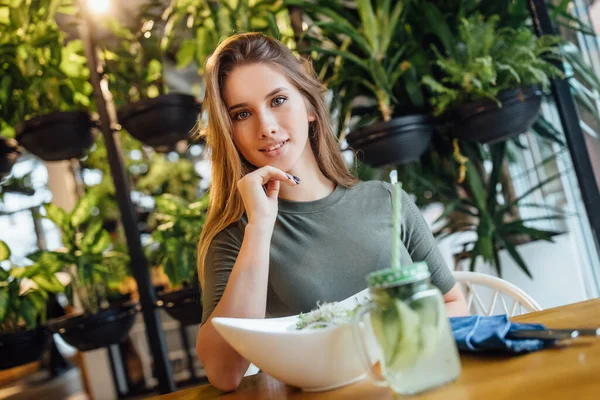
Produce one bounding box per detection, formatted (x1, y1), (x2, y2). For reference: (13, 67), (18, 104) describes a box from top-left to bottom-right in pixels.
(0, 240), (64, 370)
(422, 13), (563, 144)
(162, 0), (291, 75)
(0, 3), (95, 161)
(288, 0), (434, 167)
(147, 192), (208, 325)
(34, 193), (136, 351)
(432, 140), (567, 277)
(99, 16), (201, 151)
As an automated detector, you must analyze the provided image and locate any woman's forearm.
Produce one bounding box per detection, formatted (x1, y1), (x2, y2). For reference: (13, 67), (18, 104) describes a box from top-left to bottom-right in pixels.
(196, 222), (273, 391)
(209, 223), (273, 318)
(443, 284), (469, 317)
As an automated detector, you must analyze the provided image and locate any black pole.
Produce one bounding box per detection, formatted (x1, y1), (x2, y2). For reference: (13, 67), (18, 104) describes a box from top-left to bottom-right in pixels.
(527, 0), (600, 255)
(76, 3), (176, 394)
(178, 324), (197, 381)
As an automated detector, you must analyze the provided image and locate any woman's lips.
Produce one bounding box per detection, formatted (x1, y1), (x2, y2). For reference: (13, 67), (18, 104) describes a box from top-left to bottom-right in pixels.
(260, 139), (289, 157)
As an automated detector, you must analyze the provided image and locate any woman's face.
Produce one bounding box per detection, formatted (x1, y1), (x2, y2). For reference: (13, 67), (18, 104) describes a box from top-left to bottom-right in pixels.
(223, 63), (315, 172)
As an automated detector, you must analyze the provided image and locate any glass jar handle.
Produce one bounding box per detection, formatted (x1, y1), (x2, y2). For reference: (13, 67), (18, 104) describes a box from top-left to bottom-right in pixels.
(352, 303), (388, 387)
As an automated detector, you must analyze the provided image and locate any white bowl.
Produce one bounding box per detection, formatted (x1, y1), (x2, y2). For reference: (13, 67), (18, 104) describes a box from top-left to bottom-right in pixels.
(211, 289), (377, 392)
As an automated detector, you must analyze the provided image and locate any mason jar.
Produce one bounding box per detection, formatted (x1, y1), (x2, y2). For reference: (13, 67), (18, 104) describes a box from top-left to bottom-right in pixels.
(353, 262), (461, 395)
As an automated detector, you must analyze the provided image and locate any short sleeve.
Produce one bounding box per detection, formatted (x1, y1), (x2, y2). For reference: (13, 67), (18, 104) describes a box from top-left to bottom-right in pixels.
(400, 190), (456, 294)
(201, 225), (243, 325)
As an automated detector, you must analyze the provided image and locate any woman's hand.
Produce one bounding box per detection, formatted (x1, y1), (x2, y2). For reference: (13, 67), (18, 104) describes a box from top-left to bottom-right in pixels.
(236, 165), (298, 227)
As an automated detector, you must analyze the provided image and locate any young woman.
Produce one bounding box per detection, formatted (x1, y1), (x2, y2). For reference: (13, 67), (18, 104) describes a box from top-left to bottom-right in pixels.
(195, 32), (468, 391)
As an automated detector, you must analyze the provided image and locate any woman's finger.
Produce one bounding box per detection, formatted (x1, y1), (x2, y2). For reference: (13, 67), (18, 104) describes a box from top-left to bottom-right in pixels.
(252, 165), (299, 186)
(265, 179), (280, 199)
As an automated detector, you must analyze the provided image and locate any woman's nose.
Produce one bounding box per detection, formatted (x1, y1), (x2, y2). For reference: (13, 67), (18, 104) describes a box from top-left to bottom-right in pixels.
(258, 111), (278, 138)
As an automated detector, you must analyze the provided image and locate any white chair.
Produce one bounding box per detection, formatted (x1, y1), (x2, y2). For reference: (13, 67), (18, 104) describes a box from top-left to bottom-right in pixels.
(453, 271), (542, 316)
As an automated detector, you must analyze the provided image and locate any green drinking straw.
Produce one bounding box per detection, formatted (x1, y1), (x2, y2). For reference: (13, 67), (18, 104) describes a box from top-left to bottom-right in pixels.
(390, 170), (402, 270)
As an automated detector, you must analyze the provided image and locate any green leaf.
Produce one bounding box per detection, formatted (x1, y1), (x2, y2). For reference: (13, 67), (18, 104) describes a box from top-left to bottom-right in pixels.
(380, 0), (404, 56)
(305, 46), (370, 74)
(27, 250), (72, 272)
(356, 0), (379, 55)
(92, 263), (109, 274)
(71, 195), (97, 228)
(0, 75), (11, 104)
(532, 117), (565, 146)
(492, 242), (502, 278)
(176, 39), (196, 70)
(87, 230), (110, 254)
(305, 20), (372, 56)
(188, 194), (210, 213)
(503, 224), (556, 241)
(571, 87), (600, 132)
(0, 240), (10, 262)
(465, 160), (486, 211)
(147, 59), (162, 82)
(154, 194), (189, 215)
(265, 12), (280, 39)
(509, 173), (562, 206)
(486, 142), (506, 214)
(0, 6), (9, 25)
(27, 290), (47, 323)
(9, 267), (28, 279)
(422, 2), (456, 58)
(19, 297), (38, 329)
(44, 203), (69, 231)
(0, 288), (8, 321)
(563, 43), (600, 90)
(81, 220), (104, 251)
(21, 264), (42, 279)
(32, 274), (63, 293)
(551, 0), (572, 17)
(502, 239), (533, 279)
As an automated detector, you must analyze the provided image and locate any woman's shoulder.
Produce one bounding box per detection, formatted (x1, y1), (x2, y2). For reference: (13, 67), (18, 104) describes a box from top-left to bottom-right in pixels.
(348, 180), (393, 198)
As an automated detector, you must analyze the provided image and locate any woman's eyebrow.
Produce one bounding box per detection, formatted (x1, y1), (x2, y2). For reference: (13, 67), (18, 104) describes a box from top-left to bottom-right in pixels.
(228, 87), (289, 112)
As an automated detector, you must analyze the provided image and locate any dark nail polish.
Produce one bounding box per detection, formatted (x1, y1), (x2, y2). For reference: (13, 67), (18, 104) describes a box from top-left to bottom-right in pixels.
(285, 173), (293, 180)
(292, 175), (300, 184)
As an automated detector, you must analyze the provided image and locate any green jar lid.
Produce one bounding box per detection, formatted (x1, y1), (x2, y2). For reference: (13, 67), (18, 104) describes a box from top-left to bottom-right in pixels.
(366, 262), (431, 289)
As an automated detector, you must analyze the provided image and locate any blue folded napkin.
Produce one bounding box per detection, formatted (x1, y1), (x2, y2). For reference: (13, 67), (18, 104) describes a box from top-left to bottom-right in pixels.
(449, 315), (557, 354)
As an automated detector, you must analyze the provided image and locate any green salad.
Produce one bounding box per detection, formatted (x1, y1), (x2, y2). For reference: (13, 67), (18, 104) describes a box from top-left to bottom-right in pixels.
(295, 301), (362, 330)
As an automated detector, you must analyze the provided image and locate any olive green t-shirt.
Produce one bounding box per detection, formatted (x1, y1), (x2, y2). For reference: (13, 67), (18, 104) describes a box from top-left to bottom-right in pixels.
(201, 180), (455, 325)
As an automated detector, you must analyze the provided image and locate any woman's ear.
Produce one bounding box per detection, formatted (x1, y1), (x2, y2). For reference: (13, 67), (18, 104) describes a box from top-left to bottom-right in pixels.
(308, 112), (316, 122)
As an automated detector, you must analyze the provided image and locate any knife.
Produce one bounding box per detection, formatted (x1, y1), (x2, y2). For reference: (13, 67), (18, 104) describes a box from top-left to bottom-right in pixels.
(508, 327), (600, 340)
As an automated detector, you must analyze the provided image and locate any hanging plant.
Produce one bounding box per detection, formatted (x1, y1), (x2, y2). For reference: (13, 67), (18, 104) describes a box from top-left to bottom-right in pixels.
(288, 0), (434, 166)
(99, 15), (201, 150)
(0, 3), (95, 160)
(422, 13), (563, 144)
(147, 192), (208, 325)
(0, 240), (64, 370)
(30, 192), (137, 351)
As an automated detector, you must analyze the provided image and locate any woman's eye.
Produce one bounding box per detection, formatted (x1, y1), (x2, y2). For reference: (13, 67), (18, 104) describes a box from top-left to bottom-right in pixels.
(234, 111), (250, 121)
(272, 96), (287, 106)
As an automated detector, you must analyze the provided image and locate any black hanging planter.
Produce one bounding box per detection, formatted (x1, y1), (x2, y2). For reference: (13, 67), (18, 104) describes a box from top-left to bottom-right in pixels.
(0, 327), (49, 370)
(346, 114), (434, 167)
(157, 286), (203, 326)
(117, 93), (201, 150)
(0, 137), (20, 179)
(15, 111), (95, 161)
(47, 302), (139, 352)
(449, 85), (543, 144)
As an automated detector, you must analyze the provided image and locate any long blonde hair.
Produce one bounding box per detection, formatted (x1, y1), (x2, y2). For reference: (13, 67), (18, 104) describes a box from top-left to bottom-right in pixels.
(197, 32), (358, 289)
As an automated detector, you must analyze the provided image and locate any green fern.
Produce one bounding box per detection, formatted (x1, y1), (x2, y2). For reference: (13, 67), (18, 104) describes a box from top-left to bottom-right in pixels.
(423, 13), (563, 116)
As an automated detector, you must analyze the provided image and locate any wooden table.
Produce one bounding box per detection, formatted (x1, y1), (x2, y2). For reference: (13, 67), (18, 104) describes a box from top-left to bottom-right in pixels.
(152, 298), (600, 400)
